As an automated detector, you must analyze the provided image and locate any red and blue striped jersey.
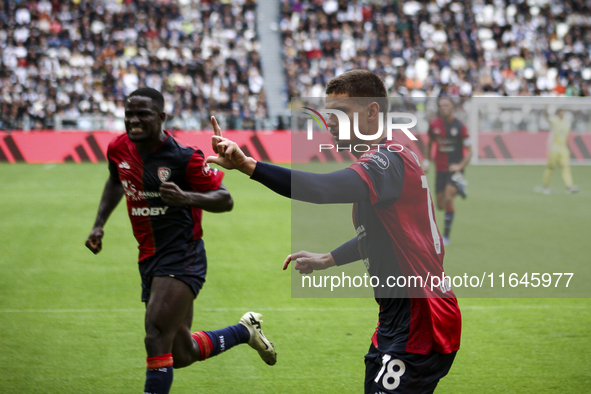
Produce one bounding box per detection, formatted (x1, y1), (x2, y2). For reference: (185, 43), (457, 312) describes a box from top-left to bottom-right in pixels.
(428, 117), (470, 172)
(107, 132), (224, 263)
(349, 142), (461, 355)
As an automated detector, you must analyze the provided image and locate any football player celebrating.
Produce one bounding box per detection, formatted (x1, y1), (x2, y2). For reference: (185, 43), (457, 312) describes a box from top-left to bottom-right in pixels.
(208, 71), (461, 394)
(85, 88), (276, 394)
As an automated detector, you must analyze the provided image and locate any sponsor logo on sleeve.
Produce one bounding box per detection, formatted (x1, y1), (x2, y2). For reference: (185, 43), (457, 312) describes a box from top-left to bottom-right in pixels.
(360, 151), (390, 170)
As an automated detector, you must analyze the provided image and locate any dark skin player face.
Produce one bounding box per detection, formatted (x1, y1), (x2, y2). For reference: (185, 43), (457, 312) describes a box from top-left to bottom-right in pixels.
(124, 96), (167, 151)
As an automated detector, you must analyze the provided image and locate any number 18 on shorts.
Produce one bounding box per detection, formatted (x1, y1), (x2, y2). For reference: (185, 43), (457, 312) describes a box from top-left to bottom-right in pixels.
(364, 348), (457, 394)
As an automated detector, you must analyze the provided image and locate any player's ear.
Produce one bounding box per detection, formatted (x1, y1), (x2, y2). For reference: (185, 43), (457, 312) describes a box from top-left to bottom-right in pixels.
(160, 112), (167, 123)
(367, 102), (380, 122)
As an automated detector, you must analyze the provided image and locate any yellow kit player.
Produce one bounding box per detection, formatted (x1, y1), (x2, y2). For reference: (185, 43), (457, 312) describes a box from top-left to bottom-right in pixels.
(542, 108), (580, 194)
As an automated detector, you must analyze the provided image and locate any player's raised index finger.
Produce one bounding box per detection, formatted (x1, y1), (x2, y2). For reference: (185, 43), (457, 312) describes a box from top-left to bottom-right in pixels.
(211, 116), (223, 137)
(282, 255), (292, 270)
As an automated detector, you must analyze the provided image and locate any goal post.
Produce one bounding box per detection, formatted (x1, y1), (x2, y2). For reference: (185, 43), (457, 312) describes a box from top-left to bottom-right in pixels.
(468, 97), (591, 165)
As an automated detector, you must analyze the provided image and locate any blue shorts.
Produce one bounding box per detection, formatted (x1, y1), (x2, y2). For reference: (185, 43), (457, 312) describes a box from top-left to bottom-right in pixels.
(364, 345), (457, 394)
(138, 238), (207, 303)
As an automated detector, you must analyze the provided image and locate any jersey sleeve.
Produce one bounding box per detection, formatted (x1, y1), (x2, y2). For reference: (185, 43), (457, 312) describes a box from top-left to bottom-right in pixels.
(108, 159), (119, 180)
(331, 237), (361, 266)
(348, 151), (405, 206)
(251, 162), (369, 203)
(185, 149), (224, 192)
(106, 142), (120, 182)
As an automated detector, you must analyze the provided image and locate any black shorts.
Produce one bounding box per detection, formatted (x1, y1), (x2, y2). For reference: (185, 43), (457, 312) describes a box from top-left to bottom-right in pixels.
(364, 345), (457, 394)
(435, 172), (453, 194)
(435, 171), (465, 194)
(138, 238), (207, 303)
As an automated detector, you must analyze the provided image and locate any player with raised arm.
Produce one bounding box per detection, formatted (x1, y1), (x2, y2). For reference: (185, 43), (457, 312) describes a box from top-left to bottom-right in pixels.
(207, 71), (461, 394)
(85, 88), (276, 394)
(422, 97), (472, 246)
(540, 108), (580, 194)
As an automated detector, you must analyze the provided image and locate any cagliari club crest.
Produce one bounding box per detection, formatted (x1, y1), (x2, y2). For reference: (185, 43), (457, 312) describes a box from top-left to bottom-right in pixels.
(158, 167), (171, 182)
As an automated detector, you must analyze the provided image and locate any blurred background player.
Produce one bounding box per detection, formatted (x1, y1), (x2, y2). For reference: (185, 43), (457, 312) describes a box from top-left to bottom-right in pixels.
(423, 97), (472, 246)
(540, 108), (580, 194)
(85, 88), (276, 394)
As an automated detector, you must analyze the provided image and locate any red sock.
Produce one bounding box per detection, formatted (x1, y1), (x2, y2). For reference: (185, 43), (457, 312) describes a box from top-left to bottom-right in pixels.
(145, 354), (173, 394)
(146, 353), (173, 369)
(191, 331), (213, 360)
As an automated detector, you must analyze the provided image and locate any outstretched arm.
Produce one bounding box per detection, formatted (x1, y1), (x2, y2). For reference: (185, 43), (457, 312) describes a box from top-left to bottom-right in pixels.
(207, 117), (369, 204)
(85, 176), (124, 254)
(159, 182), (233, 213)
(252, 162), (367, 203)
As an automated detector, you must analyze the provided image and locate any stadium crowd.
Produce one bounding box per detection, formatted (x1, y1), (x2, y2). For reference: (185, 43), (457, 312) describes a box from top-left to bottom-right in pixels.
(280, 0), (591, 101)
(0, 0), (266, 130)
(3, 0), (591, 131)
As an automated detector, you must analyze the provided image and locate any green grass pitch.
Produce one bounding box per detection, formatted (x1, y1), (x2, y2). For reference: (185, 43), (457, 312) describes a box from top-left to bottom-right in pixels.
(0, 163), (590, 393)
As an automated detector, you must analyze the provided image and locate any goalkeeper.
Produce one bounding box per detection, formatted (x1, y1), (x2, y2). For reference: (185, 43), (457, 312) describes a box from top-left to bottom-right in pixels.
(542, 108), (579, 194)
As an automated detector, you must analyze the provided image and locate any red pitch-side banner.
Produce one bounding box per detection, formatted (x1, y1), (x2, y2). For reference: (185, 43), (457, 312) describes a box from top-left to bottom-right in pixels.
(0, 130), (293, 164)
(0, 130), (589, 164)
(478, 131), (591, 163)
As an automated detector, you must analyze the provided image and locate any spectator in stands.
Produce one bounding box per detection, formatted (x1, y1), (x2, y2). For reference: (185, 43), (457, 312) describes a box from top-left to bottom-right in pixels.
(279, 0), (591, 105)
(0, 0), (266, 131)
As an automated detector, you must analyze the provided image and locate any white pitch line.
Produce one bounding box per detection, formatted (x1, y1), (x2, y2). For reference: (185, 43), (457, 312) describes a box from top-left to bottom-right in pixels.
(0, 307), (374, 313)
(0, 308), (144, 313)
(460, 304), (591, 310)
(0, 304), (589, 313)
